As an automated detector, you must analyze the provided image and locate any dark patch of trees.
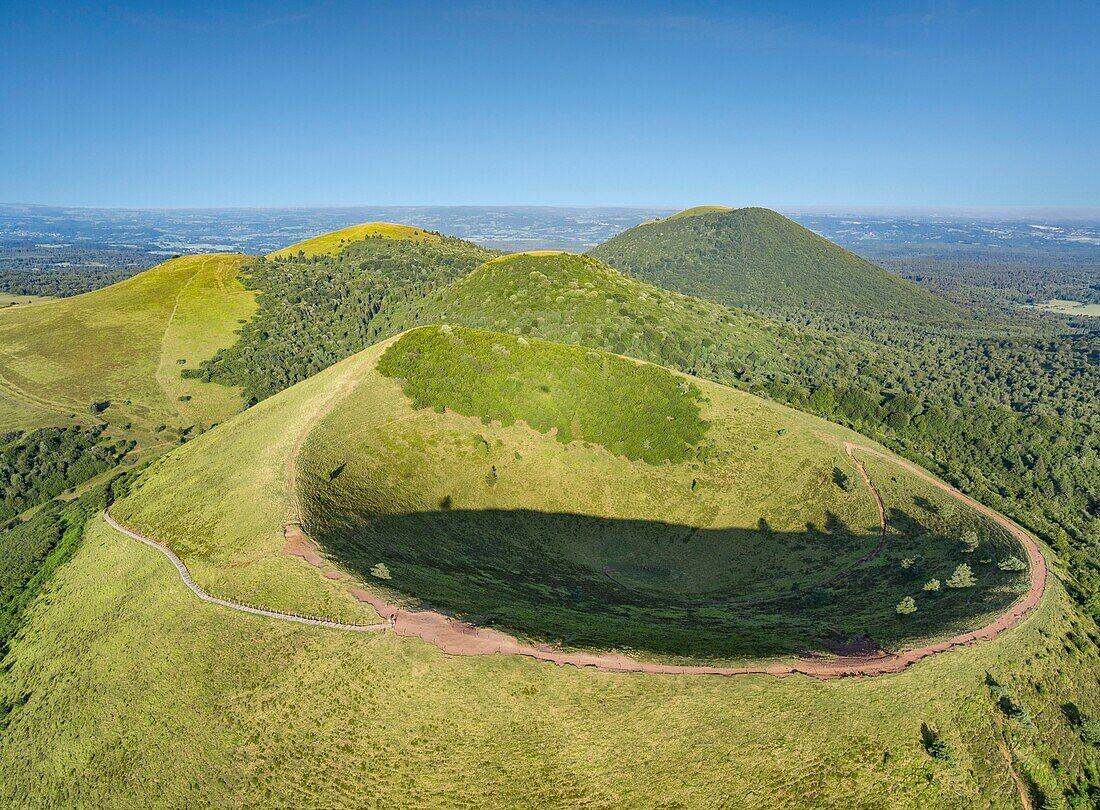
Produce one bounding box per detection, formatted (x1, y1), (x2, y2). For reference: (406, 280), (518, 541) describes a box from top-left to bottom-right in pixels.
(0, 425), (133, 521)
(186, 235), (498, 402)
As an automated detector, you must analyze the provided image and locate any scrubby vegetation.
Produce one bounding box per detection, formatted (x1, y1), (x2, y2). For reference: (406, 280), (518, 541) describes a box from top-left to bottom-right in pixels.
(0, 426), (132, 521)
(187, 234), (496, 402)
(0, 485), (106, 653)
(377, 326), (708, 464)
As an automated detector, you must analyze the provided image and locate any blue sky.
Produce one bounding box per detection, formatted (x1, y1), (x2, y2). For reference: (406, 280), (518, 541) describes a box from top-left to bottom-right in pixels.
(2, 1), (1097, 207)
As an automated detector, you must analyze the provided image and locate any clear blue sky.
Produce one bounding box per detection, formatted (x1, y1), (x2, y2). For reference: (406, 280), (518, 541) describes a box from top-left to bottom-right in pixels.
(2, 1), (1097, 207)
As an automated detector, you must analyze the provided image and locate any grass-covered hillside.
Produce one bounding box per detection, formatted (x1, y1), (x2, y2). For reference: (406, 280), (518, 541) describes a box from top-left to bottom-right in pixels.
(187, 228), (497, 402)
(3, 326), (1095, 806)
(1, 516), (1096, 807)
(590, 207), (956, 321)
(114, 326), (1029, 661)
(268, 221), (441, 259)
(0, 253), (256, 444)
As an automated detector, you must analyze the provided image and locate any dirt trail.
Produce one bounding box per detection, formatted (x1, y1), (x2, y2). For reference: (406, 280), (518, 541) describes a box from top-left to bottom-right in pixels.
(99, 427), (1049, 679)
(104, 510), (387, 632)
(279, 440), (1048, 679)
(993, 715), (1034, 810)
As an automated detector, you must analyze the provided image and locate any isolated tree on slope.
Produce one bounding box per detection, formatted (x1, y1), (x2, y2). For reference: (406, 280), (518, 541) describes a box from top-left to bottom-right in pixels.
(947, 564), (977, 588)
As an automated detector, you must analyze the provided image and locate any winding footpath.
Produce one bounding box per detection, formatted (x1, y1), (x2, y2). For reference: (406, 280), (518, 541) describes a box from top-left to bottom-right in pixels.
(103, 511), (388, 633)
(104, 442), (1047, 680)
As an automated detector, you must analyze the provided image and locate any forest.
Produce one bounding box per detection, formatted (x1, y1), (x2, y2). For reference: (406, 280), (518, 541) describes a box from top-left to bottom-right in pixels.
(186, 234), (497, 401)
(0, 245), (160, 297)
(0, 426), (133, 523)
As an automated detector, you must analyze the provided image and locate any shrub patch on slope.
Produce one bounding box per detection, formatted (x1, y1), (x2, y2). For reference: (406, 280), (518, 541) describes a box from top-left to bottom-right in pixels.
(377, 325), (708, 463)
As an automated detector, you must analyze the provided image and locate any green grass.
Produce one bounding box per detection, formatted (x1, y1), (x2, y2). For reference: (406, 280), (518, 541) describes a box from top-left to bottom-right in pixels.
(111, 343), (388, 625)
(0, 253), (256, 445)
(1030, 299), (1100, 317)
(590, 207), (957, 321)
(0, 515), (1095, 807)
(377, 325), (708, 463)
(268, 222), (441, 259)
(668, 205), (735, 220)
(0, 293), (55, 307)
(0, 486), (105, 652)
(113, 323), (1029, 661)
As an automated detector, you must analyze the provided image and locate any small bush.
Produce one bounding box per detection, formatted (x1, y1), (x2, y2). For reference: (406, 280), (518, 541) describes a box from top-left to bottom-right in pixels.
(999, 694), (1034, 727)
(998, 556), (1028, 572)
(1080, 718), (1100, 746)
(921, 723), (954, 763)
(832, 467), (853, 491)
(370, 562), (392, 581)
(960, 530), (979, 553)
(947, 564), (977, 588)
(923, 579), (941, 593)
(896, 596), (917, 615)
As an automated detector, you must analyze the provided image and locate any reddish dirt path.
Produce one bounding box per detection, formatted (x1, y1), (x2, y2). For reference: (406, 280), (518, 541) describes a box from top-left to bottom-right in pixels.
(282, 442), (1047, 680)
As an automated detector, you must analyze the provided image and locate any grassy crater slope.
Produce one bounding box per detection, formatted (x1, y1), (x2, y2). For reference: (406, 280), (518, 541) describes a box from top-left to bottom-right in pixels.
(589, 206), (957, 321)
(0, 253), (256, 444)
(115, 326), (1029, 661)
(77, 320), (1020, 662)
(0, 517), (1095, 807)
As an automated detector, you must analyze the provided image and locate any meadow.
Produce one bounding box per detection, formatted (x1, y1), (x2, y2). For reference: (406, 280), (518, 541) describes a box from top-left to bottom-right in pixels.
(0, 253), (255, 444)
(1031, 299), (1100, 317)
(0, 516), (1095, 807)
(267, 221), (441, 258)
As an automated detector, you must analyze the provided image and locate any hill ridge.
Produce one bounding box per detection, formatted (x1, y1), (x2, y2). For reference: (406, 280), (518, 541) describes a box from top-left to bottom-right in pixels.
(590, 206), (959, 321)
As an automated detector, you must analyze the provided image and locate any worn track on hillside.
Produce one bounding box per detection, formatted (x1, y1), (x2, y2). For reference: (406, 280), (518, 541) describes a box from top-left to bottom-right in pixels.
(105, 443), (1046, 679)
(103, 510), (388, 632)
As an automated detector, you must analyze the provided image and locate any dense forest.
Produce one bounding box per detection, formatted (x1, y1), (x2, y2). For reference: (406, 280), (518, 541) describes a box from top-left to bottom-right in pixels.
(589, 207), (955, 323)
(186, 234), (497, 401)
(0, 245), (160, 297)
(871, 246), (1100, 310)
(0, 426), (133, 522)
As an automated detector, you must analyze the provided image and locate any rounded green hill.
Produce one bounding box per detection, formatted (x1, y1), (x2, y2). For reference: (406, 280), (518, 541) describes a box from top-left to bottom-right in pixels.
(268, 221), (440, 259)
(590, 206), (958, 322)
